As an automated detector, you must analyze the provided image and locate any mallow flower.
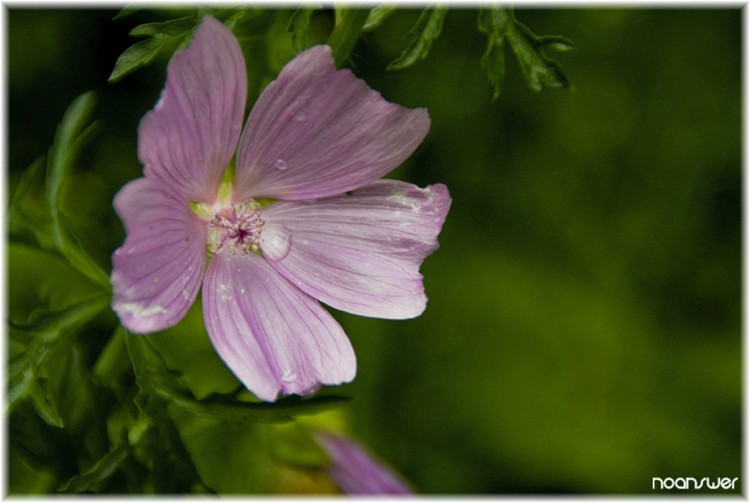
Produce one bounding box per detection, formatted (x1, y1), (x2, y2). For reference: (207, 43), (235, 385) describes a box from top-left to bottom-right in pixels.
(111, 16), (451, 402)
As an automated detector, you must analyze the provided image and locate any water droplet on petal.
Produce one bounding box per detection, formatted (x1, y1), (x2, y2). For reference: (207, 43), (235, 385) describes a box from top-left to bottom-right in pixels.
(262, 227), (292, 261)
(274, 159), (288, 170)
(294, 110), (307, 122)
(281, 369), (297, 383)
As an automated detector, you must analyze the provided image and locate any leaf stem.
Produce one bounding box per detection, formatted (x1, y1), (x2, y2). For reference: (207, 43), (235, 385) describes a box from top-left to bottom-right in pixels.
(327, 8), (369, 67)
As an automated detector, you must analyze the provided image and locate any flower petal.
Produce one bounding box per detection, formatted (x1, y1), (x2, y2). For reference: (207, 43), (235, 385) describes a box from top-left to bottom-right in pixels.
(315, 432), (413, 495)
(260, 180), (451, 319)
(111, 178), (207, 333)
(234, 45), (430, 201)
(138, 16), (247, 201)
(202, 251), (356, 402)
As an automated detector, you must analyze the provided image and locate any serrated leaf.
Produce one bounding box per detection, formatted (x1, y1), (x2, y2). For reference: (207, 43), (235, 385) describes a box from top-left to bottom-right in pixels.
(287, 6), (320, 52)
(478, 7), (572, 100)
(478, 8), (507, 102)
(109, 16), (198, 83)
(363, 5), (396, 32)
(387, 6), (447, 71)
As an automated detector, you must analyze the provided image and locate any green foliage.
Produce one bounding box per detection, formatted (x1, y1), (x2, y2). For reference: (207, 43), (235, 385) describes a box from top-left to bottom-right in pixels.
(363, 5), (397, 32)
(287, 6), (320, 52)
(387, 7), (448, 70)
(327, 8), (370, 67)
(9, 92), (109, 289)
(109, 15), (199, 83)
(478, 7), (573, 100)
(10, 5), (739, 497)
(6, 88), (352, 494)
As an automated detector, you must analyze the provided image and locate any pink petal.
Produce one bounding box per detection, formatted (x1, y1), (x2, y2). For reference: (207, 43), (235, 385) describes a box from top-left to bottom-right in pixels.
(111, 178), (207, 333)
(233, 45), (430, 201)
(202, 251), (356, 402)
(138, 16), (247, 202)
(315, 432), (413, 495)
(260, 180), (451, 319)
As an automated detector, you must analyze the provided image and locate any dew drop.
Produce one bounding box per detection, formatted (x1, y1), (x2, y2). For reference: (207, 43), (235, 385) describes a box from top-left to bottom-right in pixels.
(281, 369), (297, 383)
(293, 110), (307, 122)
(274, 159), (288, 171)
(263, 228), (292, 261)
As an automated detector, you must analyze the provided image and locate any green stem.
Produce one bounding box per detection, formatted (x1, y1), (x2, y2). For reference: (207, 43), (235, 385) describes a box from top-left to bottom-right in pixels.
(327, 8), (370, 67)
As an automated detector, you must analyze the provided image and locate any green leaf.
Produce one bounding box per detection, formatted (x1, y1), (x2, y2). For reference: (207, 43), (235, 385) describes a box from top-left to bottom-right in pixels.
(127, 330), (350, 424)
(60, 435), (130, 493)
(363, 5), (397, 32)
(287, 6), (320, 52)
(7, 294), (110, 424)
(45, 92), (110, 289)
(268, 423), (330, 469)
(477, 8), (508, 102)
(108, 16), (198, 83)
(172, 394), (352, 425)
(112, 5), (140, 20)
(8, 155), (46, 240)
(478, 7), (572, 100)
(387, 6), (448, 71)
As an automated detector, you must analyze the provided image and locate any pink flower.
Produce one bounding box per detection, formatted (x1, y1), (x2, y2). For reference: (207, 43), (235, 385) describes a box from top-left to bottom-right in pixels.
(111, 16), (451, 402)
(315, 432), (413, 495)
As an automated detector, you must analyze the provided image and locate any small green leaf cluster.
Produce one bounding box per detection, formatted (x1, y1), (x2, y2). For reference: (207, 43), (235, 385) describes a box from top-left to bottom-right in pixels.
(478, 7), (573, 100)
(113, 6), (572, 101)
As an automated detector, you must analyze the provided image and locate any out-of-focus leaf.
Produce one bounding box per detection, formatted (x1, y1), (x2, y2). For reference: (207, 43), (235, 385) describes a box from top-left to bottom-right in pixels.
(478, 7), (572, 100)
(268, 423), (330, 469)
(45, 92), (110, 289)
(8, 155), (46, 240)
(9, 93), (109, 290)
(363, 5), (396, 32)
(7, 294), (110, 419)
(124, 333), (203, 492)
(150, 303), (240, 399)
(108, 16), (198, 83)
(112, 5), (140, 20)
(287, 6), (320, 52)
(93, 326), (131, 391)
(59, 433), (130, 493)
(43, 341), (109, 461)
(387, 6), (448, 70)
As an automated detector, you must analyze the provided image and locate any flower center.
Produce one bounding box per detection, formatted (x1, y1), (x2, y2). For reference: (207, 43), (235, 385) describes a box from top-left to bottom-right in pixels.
(206, 200), (264, 255)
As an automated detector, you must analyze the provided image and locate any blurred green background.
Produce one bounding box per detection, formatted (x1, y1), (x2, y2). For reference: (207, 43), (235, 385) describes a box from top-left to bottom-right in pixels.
(8, 7), (741, 494)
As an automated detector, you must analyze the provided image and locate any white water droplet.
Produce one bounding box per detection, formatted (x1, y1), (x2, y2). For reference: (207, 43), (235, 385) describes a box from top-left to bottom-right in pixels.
(294, 110), (307, 122)
(274, 159), (288, 170)
(263, 228), (292, 261)
(281, 369), (297, 383)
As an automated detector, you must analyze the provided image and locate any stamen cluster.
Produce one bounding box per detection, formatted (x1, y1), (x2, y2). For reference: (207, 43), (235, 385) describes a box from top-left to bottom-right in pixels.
(207, 201), (264, 255)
